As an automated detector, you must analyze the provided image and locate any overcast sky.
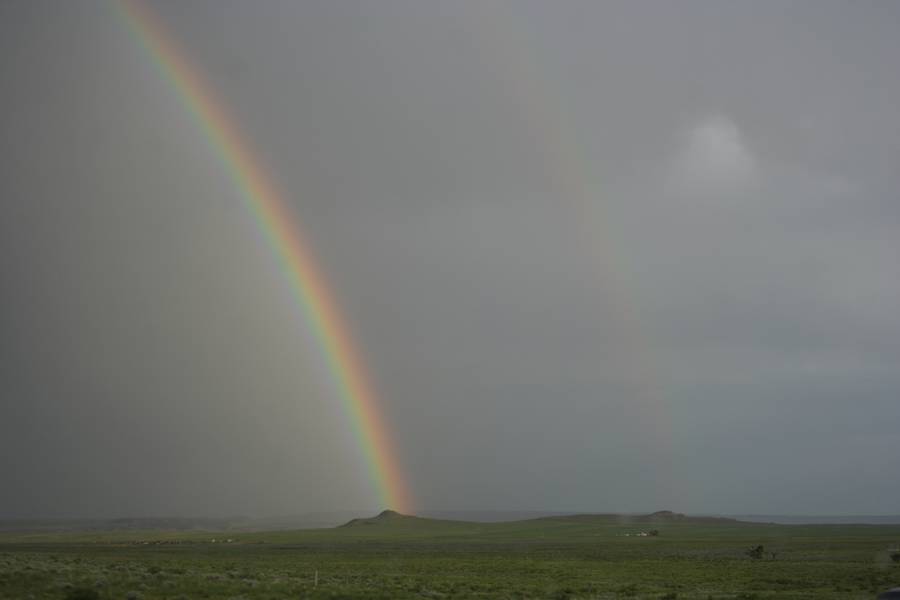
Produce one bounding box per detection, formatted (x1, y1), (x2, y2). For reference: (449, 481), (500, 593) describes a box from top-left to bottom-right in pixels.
(2, 0), (899, 518)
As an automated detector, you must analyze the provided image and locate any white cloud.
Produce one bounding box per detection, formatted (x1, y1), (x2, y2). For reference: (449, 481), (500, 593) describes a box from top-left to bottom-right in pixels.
(669, 115), (758, 197)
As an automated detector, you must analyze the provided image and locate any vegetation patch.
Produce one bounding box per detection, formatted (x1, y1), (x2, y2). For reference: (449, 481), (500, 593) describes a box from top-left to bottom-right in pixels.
(1, 514), (900, 598)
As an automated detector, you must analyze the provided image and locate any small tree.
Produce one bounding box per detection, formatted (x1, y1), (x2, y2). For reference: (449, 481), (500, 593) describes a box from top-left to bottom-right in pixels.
(648, 529), (660, 537)
(746, 544), (764, 560)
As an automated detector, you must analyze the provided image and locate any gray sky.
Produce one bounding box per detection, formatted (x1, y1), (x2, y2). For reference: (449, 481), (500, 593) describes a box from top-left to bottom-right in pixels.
(2, 0), (899, 518)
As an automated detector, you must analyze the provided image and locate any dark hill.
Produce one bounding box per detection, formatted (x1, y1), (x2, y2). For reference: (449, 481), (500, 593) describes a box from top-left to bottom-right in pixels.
(340, 510), (414, 527)
(338, 510), (484, 532)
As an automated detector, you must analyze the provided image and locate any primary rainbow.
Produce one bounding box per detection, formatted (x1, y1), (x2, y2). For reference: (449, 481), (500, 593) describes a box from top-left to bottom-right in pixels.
(117, 0), (413, 514)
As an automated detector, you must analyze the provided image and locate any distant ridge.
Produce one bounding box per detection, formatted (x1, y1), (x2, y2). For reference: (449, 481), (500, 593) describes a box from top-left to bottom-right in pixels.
(21, 510), (879, 535)
(531, 511), (744, 525)
(338, 509), (746, 529)
(636, 511), (742, 524)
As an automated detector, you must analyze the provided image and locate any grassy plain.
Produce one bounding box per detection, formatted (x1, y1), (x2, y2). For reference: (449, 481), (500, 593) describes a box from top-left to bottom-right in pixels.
(1, 511), (899, 599)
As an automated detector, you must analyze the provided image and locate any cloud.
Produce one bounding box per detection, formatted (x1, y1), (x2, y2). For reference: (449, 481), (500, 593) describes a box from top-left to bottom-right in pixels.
(669, 115), (758, 197)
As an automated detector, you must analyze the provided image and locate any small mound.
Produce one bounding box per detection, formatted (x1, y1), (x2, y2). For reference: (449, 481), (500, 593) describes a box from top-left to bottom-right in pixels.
(340, 509), (410, 527)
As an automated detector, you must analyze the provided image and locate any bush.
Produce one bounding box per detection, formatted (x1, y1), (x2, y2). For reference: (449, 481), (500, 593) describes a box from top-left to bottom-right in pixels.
(890, 551), (900, 563)
(64, 587), (100, 600)
(746, 545), (765, 560)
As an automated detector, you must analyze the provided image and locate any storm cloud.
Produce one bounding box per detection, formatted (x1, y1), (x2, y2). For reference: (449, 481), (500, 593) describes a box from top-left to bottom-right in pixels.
(2, 0), (899, 518)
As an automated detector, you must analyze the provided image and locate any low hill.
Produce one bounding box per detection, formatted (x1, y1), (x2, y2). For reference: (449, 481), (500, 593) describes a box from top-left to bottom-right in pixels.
(341, 509), (408, 527)
(637, 510), (743, 524)
(531, 511), (743, 525)
(340, 509), (745, 529)
(339, 510), (479, 531)
(0, 510), (747, 535)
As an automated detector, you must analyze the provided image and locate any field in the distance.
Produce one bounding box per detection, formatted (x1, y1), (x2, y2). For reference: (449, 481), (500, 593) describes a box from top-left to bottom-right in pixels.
(1, 510), (899, 599)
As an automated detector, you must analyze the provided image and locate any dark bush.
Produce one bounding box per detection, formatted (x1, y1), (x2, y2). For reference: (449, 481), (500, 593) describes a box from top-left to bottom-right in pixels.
(746, 545), (765, 559)
(64, 587), (100, 600)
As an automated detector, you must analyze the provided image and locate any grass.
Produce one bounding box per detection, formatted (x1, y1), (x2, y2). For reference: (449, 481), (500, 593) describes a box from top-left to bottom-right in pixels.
(1, 512), (899, 599)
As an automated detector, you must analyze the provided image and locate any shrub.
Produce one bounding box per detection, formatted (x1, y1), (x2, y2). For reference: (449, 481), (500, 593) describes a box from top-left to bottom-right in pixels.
(746, 545), (765, 560)
(64, 587), (100, 600)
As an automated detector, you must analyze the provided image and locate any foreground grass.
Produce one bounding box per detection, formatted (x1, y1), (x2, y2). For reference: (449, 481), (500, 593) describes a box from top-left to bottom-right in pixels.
(1, 514), (899, 599)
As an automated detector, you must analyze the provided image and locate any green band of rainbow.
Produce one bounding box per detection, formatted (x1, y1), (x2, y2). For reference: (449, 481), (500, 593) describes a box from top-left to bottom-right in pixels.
(117, 0), (412, 514)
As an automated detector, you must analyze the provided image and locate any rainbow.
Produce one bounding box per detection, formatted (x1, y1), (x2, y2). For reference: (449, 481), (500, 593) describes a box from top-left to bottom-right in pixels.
(462, 4), (679, 500)
(117, 0), (413, 514)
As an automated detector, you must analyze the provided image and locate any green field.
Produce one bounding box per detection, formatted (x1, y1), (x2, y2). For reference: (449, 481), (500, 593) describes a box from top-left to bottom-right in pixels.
(2, 511), (899, 599)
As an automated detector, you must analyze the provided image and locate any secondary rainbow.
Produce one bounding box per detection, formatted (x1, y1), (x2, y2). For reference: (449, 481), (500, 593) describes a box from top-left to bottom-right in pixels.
(117, 0), (413, 514)
(461, 3), (680, 500)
